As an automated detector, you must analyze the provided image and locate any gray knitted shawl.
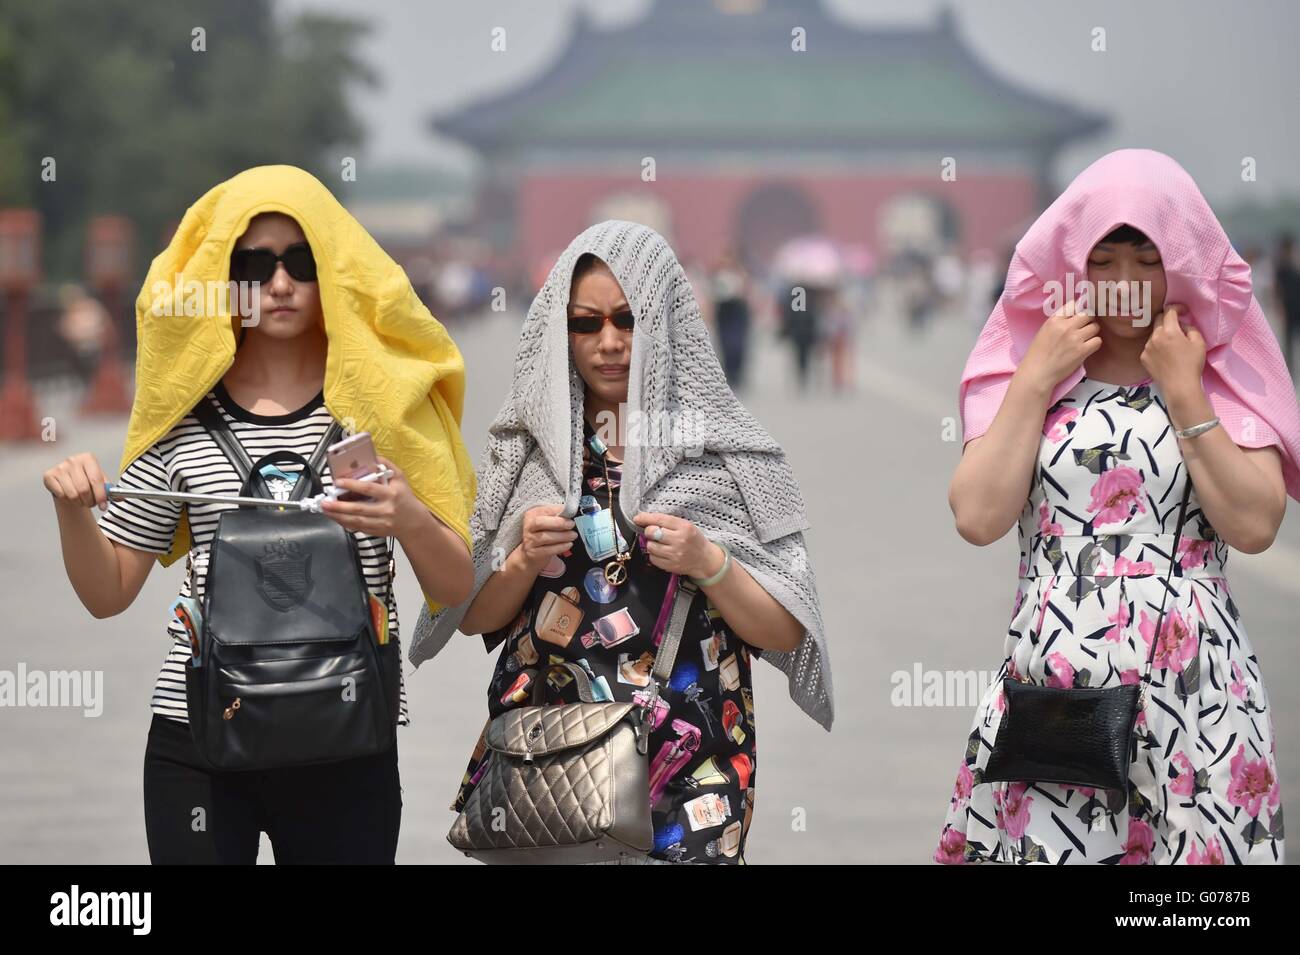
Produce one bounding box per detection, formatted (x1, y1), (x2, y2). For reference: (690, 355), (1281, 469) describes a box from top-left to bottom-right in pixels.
(409, 220), (833, 730)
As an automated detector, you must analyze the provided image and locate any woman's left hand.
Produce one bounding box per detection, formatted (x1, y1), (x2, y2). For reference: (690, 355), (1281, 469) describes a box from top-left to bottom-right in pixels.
(321, 454), (424, 538)
(634, 511), (725, 580)
(1140, 304), (1207, 399)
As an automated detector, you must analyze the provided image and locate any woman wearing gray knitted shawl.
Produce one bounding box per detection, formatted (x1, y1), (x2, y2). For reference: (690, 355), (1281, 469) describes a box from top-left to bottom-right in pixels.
(411, 220), (831, 863)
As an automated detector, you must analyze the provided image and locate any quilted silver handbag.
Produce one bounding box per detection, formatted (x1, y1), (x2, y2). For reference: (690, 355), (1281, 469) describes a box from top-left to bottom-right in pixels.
(447, 577), (699, 863)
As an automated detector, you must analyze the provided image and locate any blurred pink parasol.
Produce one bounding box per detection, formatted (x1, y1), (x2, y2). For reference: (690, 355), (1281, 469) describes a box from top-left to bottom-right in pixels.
(774, 235), (844, 286)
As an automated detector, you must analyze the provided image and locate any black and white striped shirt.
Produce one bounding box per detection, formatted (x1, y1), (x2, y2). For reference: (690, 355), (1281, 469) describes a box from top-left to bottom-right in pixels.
(97, 380), (409, 726)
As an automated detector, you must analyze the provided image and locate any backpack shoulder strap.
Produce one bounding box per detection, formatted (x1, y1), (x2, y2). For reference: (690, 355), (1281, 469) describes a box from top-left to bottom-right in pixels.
(192, 393), (254, 480)
(291, 419), (344, 501)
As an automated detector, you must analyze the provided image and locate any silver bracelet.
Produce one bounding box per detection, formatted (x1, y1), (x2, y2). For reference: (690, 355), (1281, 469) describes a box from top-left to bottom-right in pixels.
(691, 541), (731, 587)
(1175, 417), (1220, 439)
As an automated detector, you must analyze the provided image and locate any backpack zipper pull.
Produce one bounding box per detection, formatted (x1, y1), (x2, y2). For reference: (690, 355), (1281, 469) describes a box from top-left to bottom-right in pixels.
(223, 697), (241, 720)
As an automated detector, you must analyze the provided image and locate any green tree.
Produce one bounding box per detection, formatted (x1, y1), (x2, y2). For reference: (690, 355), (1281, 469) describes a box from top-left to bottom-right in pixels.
(0, 0), (375, 279)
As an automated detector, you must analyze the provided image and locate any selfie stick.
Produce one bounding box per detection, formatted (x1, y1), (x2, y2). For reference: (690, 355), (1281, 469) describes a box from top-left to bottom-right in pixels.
(105, 467), (395, 514)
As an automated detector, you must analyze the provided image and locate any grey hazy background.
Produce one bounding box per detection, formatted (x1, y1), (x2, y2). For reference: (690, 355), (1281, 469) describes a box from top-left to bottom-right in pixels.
(5, 0), (1300, 866)
(282, 0), (1300, 202)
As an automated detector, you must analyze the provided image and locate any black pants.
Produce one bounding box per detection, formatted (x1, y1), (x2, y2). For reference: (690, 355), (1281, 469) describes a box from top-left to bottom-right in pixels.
(142, 714), (401, 864)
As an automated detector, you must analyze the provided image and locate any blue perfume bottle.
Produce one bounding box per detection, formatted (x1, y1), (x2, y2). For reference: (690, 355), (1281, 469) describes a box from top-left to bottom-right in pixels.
(575, 658), (614, 702)
(574, 493), (626, 562)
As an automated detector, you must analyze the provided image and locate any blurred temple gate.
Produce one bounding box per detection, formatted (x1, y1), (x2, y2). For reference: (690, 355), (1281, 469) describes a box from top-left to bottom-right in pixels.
(433, 0), (1108, 275)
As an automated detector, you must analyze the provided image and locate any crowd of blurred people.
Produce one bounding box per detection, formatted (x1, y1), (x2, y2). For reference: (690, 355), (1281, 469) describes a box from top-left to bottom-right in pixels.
(682, 231), (1300, 396)
(12, 230), (1300, 405)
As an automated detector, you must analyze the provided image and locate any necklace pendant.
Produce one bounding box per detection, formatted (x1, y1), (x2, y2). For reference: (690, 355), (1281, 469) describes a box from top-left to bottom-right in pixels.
(604, 559), (628, 586)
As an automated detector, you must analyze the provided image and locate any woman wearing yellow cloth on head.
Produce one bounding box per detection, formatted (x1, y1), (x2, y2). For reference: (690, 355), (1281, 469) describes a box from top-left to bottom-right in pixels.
(42, 165), (476, 864)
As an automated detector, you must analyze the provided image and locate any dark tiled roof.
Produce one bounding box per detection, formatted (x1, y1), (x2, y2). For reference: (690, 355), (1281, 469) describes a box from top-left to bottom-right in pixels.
(434, 1), (1107, 151)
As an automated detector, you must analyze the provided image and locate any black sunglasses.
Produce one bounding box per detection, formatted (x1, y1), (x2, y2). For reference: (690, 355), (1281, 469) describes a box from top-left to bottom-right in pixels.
(230, 242), (317, 284)
(566, 307), (635, 334)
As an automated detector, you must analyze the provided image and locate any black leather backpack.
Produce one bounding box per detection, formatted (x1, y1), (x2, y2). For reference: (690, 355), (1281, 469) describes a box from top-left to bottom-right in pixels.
(185, 395), (400, 771)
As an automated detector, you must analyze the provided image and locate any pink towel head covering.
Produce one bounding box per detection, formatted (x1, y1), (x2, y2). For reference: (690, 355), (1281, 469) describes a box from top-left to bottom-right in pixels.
(959, 148), (1300, 501)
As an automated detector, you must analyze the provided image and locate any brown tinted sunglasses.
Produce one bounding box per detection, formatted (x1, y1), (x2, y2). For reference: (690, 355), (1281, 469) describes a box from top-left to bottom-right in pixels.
(567, 307), (635, 334)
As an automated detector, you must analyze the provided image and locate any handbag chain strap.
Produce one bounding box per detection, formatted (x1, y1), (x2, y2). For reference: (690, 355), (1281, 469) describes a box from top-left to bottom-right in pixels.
(1137, 476), (1194, 704)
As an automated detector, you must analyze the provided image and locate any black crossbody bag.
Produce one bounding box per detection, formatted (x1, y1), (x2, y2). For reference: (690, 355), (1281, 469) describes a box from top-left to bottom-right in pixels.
(983, 480), (1192, 793)
(185, 395), (400, 771)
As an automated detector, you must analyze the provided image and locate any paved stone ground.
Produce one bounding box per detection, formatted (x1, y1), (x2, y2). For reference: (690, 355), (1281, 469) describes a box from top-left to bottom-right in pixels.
(3, 304), (1297, 863)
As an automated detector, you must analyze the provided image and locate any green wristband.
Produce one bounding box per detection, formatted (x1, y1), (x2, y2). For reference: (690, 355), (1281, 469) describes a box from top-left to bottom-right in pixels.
(691, 541), (731, 587)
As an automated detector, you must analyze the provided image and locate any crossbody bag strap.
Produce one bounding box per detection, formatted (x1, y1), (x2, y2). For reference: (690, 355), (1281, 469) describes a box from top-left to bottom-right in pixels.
(652, 575), (698, 684)
(627, 574), (698, 752)
(1139, 476), (1194, 692)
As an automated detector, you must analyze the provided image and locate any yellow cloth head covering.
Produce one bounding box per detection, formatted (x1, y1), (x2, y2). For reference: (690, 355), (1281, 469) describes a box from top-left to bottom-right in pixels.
(119, 164), (476, 613)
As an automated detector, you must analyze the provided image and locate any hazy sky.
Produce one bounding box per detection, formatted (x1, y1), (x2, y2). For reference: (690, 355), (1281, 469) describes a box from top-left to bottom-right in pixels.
(279, 0), (1300, 202)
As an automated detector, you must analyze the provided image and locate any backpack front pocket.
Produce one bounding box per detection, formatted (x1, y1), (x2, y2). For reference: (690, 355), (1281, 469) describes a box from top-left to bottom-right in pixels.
(202, 646), (391, 769)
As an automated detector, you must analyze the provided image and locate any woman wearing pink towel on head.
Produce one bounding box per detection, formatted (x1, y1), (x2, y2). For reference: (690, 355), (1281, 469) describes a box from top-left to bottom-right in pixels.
(935, 149), (1299, 865)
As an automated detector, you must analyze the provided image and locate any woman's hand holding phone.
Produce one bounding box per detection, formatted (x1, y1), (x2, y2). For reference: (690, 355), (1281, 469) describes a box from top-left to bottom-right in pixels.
(326, 432), (382, 502)
(321, 454), (420, 538)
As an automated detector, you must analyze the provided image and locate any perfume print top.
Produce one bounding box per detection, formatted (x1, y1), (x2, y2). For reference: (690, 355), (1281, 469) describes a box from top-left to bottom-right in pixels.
(958, 148), (1300, 500)
(452, 419), (759, 864)
(412, 219), (831, 731)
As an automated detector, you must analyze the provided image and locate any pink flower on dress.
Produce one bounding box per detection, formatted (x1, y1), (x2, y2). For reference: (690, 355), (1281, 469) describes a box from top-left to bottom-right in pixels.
(1120, 817), (1155, 864)
(1043, 405), (1079, 442)
(993, 782), (1034, 840)
(1038, 499), (1063, 536)
(934, 825), (968, 864)
(1045, 651), (1075, 688)
(1177, 539), (1214, 570)
(1099, 555), (1155, 577)
(1187, 837), (1225, 865)
(1104, 601), (1131, 643)
(994, 687), (1007, 712)
(951, 764), (972, 805)
(1034, 579), (1054, 637)
(950, 762), (974, 810)
(1169, 752), (1195, 797)
(1138, 608), (1196, 673)
(1087, 466), (1147, 527)
(1229, 662), (1248, 700)
(1010, 586), (1026, 621)
(1227, 745), (1279, 819)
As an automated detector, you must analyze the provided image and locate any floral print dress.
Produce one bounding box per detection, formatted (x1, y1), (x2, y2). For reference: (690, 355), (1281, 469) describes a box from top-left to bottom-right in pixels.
(936, 376), (1285, 865)
(451, 421), (759, 863)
